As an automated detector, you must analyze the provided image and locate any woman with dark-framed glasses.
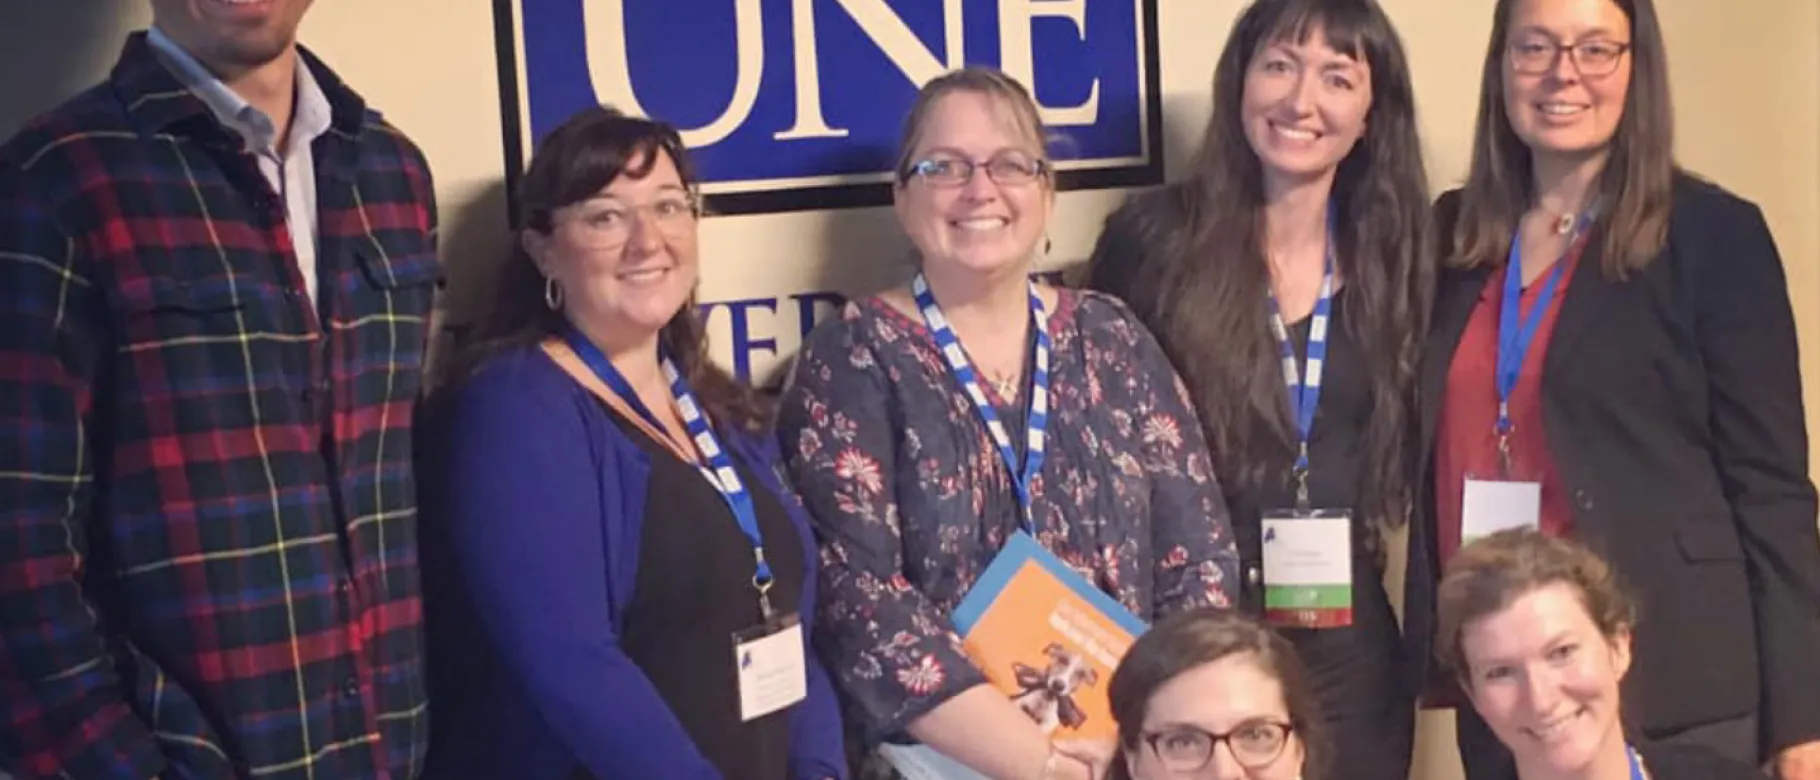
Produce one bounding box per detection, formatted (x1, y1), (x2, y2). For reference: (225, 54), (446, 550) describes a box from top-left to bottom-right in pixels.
(1107, 608), (1329, 780)
(779, 66), (1240, 780)
(1403, 0), (1820, 778)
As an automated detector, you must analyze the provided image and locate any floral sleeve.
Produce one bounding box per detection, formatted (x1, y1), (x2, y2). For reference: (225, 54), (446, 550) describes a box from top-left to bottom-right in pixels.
(777, 318), (987, 744)
(1113, 305), (1241, 614)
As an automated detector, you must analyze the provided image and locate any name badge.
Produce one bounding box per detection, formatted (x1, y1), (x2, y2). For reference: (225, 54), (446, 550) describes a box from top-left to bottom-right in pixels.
(732, 612), (807, 722)
(1260, 509), (1352, 629)
(1461, 477), (1541, 543)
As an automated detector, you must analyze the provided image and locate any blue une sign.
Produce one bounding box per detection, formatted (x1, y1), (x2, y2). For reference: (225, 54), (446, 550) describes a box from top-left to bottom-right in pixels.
(497, 0), (1163, 214)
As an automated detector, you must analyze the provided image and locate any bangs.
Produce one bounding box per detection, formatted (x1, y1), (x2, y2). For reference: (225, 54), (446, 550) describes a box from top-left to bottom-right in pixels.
(521, 108), (697, 223)
(550, 135), (670, 208)
(1253, 0), (1375, 64)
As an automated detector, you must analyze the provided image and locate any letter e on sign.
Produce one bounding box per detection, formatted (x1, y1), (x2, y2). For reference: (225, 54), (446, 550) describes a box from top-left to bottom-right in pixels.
(494, 0), (1162, 216)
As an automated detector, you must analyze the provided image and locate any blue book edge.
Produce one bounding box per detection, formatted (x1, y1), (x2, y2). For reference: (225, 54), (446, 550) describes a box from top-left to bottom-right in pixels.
(949, 530), (1149, 637)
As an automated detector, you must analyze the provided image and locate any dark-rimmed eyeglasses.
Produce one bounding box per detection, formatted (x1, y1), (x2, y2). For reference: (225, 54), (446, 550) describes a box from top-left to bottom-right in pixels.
(1506, 38), (1631, 77)
(903, 153), (1050, 188)
(1140, 719), (1296, 772)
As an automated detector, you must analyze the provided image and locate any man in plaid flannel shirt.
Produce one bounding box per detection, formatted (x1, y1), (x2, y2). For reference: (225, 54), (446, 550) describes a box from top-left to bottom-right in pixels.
(0, 1), (436, 777)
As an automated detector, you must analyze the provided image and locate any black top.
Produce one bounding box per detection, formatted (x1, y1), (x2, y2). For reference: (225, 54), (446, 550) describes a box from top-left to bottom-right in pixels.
(1235, 292), (1373, 560)
(1405, 175), (1820, 753)
(612, 414), (804, 780)
(1081, 203), (1376, 565)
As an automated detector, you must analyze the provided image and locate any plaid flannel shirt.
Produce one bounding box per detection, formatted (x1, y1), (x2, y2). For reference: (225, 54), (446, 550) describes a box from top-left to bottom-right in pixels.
(0, 34), (436, 780)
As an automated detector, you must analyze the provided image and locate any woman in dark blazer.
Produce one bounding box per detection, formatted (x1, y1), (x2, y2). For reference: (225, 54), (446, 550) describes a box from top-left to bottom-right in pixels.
(1403, 0), (1820, 778)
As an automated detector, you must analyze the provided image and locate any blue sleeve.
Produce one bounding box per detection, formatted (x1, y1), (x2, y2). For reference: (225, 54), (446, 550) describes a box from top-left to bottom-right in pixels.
(442, 362), (721, 779)
(741, 434), (849, 780)
(791, 593), (848, 780)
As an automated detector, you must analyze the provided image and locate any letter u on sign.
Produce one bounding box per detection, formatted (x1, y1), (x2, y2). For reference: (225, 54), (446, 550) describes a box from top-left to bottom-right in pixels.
(495, 0), (1163, 215)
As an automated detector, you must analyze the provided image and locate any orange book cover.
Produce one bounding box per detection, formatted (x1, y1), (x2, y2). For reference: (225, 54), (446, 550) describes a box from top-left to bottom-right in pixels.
(950, 531), (1150, 742)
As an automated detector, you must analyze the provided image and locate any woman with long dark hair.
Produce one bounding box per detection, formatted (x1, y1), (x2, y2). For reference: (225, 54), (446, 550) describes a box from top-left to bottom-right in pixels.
(1085, 1), (1433, 777)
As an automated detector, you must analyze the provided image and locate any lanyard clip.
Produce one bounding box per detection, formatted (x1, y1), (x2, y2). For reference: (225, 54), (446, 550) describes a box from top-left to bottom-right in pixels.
(1494, 400), (1518, 477)
(752, 550), (776, 620)
(1293, 442), (1312, 512)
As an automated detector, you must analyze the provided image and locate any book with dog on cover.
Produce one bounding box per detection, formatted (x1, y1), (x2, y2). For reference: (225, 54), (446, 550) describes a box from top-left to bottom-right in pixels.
(879, 531), (1149, 780)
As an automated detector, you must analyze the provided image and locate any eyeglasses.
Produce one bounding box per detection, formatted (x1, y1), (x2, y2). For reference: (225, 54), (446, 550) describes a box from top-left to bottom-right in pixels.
(1506, 38), (1631, 76)
(554, 194), (698, 249)
(1141, 720), (1295, 772)
(903, 153), (1050, 188)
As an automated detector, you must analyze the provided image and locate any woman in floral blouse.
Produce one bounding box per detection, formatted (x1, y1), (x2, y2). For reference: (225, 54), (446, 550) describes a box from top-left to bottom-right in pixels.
(777, 67), (1241, 780)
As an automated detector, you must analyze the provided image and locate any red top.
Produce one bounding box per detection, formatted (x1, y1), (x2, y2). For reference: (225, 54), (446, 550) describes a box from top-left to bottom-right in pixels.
(1434, 238), (1589, 568)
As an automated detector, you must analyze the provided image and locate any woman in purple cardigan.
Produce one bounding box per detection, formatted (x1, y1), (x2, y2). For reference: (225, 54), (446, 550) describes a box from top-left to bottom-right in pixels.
(417, 107), (846, 780)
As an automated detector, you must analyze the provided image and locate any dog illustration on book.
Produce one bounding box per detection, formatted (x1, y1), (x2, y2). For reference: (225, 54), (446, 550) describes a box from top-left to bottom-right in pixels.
(1010, 643), (1099, 735)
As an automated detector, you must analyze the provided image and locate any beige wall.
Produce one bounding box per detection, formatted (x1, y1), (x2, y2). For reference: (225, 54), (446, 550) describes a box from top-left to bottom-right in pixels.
(2, 3), (1815, 779)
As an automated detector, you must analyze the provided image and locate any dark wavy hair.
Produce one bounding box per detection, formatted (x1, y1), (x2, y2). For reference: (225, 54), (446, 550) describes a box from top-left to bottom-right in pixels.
(1108, 608), (1331, 780)
(1450, 0), (1674, 277)
(433, 105), (767, 430)
(1106, 0), (1434, 534)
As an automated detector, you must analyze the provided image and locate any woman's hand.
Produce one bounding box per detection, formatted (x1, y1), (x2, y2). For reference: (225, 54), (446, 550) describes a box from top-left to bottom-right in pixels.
(1052, 738), (1118, 780)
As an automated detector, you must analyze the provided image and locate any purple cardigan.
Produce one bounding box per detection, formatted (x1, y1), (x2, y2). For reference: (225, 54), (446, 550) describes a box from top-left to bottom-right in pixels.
(419, 345), (846, 779)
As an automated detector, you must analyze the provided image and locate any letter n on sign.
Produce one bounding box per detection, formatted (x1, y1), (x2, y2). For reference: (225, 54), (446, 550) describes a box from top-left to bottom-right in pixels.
(493, 0), (1163, 217)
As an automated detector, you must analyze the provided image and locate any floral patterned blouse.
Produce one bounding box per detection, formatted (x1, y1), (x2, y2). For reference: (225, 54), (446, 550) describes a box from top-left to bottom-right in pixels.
(777, 287), (1240, 745)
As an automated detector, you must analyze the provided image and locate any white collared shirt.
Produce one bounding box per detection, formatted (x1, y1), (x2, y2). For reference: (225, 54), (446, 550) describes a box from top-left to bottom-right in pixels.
(147, 26), (333, 306)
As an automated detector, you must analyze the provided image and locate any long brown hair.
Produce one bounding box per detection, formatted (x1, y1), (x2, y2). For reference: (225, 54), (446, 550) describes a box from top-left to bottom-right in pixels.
(433, 106), (767, 431)
(1109, 0), (1434, 534)
(1107, 608), (1331, 780)
(1450, 0), (1675, 276)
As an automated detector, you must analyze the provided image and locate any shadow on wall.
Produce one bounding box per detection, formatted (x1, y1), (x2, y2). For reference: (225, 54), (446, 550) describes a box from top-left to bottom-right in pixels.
(1160, 91), (1211, 183)
(0, 1), (149, 139)
(426, 177), (514, 389)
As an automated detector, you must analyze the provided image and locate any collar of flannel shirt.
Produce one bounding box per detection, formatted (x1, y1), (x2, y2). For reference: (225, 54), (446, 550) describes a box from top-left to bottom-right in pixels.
(109, 31), (371, 143)
(142, 25), (334, 158)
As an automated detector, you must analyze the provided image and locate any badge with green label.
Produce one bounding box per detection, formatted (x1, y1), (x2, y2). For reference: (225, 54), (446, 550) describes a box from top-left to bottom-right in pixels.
(1260, 509), (1352, 629)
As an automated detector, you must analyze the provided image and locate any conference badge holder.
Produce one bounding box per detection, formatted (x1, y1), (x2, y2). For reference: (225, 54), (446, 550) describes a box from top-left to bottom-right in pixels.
(732, 597), (807, 723)
(1261, 461), (1353, 629)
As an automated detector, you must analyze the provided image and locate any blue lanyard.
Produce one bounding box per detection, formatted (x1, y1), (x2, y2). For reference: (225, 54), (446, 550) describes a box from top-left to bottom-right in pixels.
(563, 328), (778, 618)
(1628, 745), (1646, 780)
(1495, 219), (1587, 437)
(1265, 210), (1336, 510)
(912, 273), (1052, 534)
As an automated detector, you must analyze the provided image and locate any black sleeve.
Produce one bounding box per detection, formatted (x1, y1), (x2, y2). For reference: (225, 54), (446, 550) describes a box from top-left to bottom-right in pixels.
(1690, 195), (1820, 757)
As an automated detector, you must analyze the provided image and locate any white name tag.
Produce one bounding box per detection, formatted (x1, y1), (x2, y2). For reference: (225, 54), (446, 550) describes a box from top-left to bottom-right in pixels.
(733, 613), (807, 722)
(1461, 478), (1542, 543)
(1259, 510), (1353, 629)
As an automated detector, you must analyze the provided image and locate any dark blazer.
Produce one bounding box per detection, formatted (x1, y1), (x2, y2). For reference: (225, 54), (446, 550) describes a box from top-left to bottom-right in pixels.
(1404, 173), (1820, 758)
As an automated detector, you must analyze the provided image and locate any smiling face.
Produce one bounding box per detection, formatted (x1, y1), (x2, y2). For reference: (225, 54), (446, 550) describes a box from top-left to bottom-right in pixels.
(525, 148), (699, 347)
(1240, 25), (1374, 194)
(149, 0), (314, 73)
(1462, 582), (1633, 777)
(893, 89), (1054, 278)
(1501, 0), (1633, 162)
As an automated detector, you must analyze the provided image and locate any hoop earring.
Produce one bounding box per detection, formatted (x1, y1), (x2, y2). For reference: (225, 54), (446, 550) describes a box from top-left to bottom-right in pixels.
(543, 276), (563, 310)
